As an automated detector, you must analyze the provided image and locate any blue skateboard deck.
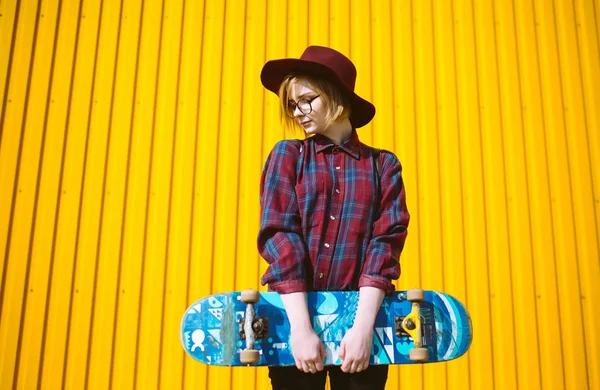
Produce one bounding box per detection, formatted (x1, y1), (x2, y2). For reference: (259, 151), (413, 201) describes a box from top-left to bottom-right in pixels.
(181, 290), (472, 366)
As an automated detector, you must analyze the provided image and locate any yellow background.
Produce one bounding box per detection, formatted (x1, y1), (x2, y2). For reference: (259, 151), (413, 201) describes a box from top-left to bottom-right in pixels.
(1, 0), (599, 389)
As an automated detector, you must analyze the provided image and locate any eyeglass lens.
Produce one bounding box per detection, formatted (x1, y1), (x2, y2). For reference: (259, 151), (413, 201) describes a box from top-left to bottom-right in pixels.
(287, 98), (316, 118)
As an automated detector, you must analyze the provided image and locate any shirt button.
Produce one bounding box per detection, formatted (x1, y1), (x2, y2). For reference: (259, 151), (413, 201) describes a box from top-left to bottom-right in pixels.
(319, 273), (324, 279)
(330, 215), (336, 220)
(335, 189), (341, 194)
(335, 166), (341, 170)
(324, 243), (330, 248)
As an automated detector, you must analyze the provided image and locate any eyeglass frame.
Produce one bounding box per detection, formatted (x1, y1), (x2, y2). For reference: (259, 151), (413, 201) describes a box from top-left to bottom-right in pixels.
(286, 95), (321, 118)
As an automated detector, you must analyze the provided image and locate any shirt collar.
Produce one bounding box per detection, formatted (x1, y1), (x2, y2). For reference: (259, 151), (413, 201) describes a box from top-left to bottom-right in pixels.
(314, 129), (361, 159)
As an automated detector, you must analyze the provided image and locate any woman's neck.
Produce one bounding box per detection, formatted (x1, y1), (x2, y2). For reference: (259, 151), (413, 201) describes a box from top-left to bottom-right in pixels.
(323, 119), (353, 145)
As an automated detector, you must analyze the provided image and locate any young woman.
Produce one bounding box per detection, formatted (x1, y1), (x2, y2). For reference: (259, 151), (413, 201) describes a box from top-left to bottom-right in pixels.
(257, 46), (410, 390)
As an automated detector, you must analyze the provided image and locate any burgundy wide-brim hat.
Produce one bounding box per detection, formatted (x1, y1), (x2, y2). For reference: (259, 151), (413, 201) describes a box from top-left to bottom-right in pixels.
(261, 46), (376, 128)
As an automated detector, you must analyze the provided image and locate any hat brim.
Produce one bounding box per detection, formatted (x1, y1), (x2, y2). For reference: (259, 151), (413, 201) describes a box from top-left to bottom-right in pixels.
(261, 58), (375, 128)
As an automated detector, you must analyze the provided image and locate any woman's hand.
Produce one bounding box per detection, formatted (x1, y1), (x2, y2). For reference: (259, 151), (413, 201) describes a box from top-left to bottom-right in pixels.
(290, 327), (326, 373)
(339, 325), (373, 373)
(280, 292), (325, 373)
(338, 286), (385, 373)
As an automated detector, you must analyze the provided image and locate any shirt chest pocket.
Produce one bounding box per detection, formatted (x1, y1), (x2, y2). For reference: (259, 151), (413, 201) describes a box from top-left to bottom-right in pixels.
(294, 181), (325, 228)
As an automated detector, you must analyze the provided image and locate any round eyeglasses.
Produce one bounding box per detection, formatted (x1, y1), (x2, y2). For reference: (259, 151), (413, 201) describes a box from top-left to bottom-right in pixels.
(286, 95), (320, 118)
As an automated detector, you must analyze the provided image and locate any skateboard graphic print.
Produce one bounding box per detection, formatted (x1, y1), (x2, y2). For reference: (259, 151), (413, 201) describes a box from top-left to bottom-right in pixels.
(181, 289), (472, 366)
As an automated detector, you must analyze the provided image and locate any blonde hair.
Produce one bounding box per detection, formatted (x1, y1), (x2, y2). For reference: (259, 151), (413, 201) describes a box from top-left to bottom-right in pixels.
(277, 75), (352, 134)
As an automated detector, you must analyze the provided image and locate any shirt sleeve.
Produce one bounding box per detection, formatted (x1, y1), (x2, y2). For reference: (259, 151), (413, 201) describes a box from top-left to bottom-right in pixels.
(257, 140), (308, 294)
(359, 151), (410, 292)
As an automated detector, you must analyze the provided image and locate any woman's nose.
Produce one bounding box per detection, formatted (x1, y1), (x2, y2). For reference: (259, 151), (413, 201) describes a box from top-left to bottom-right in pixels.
(293, 105), (304, 117)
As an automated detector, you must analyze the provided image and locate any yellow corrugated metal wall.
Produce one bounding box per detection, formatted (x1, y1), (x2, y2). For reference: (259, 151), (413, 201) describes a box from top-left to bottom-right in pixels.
(1, 0), (599, 389)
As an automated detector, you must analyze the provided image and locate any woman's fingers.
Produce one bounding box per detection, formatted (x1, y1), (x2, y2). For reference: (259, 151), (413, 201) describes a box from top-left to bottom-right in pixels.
(315, 342), (326, 371)
(355, 359), (369, 373)
(302, 360), (317, 373)
(301, 361), (309, 373)
(341, 356), (352, 372)
(290, 329), (325, 373)
(341, 356), (371, 373)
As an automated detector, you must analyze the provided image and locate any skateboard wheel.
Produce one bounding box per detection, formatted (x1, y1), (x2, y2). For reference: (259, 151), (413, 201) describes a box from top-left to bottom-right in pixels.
(240, 349), (260, 364)
(409, 347), (429, 362)
(241, 289), (260, 303)
(407, 288), (424, 302)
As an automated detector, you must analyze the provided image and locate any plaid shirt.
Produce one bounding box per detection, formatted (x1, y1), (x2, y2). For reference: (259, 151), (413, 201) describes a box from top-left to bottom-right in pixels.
(257, 131), (409, 294)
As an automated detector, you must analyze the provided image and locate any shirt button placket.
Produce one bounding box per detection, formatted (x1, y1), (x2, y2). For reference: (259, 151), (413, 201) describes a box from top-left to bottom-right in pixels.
(319, 151), (344, 290)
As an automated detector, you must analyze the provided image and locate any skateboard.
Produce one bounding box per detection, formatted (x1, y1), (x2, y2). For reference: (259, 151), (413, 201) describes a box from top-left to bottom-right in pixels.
(180, 289), (472, 366)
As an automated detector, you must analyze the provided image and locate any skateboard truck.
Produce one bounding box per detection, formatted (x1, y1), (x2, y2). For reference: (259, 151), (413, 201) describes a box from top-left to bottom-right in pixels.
(239, 289), (262, 365)
(396, 288), (429, 362)
(239, 317), (269, 340)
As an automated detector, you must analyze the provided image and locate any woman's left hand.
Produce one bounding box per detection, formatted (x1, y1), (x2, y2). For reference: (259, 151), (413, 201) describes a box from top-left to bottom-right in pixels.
(339, 325), (373, 373)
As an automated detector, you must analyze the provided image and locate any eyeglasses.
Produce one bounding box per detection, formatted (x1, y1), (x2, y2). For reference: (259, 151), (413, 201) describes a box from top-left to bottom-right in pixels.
(286, 95), (320, 118)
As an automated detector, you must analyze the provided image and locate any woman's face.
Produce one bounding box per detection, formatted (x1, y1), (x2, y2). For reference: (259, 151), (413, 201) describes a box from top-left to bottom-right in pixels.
(287, 78), (329, 135)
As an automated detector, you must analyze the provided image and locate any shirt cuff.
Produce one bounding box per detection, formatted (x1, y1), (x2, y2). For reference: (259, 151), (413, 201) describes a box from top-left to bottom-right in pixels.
(358, 275), (396, 293)
(267, 280), (307, 294)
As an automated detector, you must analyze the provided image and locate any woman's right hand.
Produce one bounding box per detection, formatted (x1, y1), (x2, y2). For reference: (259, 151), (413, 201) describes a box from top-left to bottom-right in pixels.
(279, 292), (326, 373)
(290, 326), (326, 373)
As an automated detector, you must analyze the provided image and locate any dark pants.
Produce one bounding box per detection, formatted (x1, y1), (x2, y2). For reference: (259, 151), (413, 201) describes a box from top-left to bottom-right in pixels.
(268, 365), (388, 390)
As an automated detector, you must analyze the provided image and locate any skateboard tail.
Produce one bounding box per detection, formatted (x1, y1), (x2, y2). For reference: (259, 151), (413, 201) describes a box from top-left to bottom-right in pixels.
(180, 293), (242, 366)
(430, 292), (473, 361)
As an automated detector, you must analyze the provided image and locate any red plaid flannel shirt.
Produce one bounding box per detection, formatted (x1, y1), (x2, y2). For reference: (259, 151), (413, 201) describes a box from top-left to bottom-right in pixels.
(257, 131), (409, 294)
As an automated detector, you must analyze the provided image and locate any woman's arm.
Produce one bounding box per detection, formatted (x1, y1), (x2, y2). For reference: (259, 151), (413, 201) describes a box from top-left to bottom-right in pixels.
(339, 286), (385, 373)
(281, 292), (326, 373)
(257, 140), (307, 293)
(359, 151), (410, 291)
(353, 286), (386, 330)
(257, 140), (325, 372)
(340, 152), (410, 373)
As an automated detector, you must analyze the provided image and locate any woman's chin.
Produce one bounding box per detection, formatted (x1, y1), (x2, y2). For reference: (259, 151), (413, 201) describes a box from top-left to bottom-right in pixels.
(303, 125), (322, 135)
